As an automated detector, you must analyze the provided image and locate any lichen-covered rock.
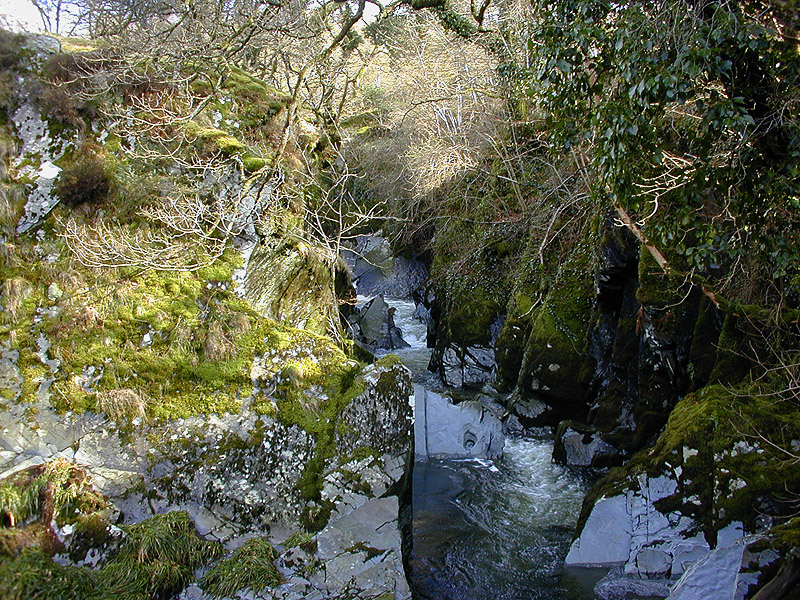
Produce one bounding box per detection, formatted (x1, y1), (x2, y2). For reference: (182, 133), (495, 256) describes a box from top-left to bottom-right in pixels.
(0, 37), (414, 600)
(336, 358), (414, 460)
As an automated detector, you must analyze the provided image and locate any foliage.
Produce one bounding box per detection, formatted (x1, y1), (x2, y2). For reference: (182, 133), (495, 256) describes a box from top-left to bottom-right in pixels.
(0, 547), (99, 600)
(200, 537), (282, 598)
(0, 459), (106, 533)
(54, 149), (114, 207)
(0, 510), (221, 600)
(532, 0), (800, 306)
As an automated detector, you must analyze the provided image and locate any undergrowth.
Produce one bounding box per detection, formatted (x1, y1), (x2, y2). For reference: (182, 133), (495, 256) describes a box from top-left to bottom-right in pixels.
(201, 537), (282, 598)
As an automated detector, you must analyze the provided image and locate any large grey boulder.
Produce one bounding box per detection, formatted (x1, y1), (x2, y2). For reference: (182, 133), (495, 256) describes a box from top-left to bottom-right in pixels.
(667, 531), (760, 600)
(565, 474), (714, 578)
(313, 496), (409, 599)
(564, 469), (770, 600)
(565, 494), (632, 567)
(414, 385), (504, 459)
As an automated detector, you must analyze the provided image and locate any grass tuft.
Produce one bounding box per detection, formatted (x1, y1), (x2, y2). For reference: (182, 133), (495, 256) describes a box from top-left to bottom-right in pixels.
(96, 388), (149, 422)
(201, 537), (283, 598)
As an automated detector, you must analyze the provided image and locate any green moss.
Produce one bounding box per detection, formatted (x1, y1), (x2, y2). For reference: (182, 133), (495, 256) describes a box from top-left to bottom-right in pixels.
(183, 123), (246, 156)
(578, 382), (800, 542)
(0, 235), (278, 420)
(242, 154), (266, 172)
(284, 531), (316, 554)
(708, 314), (752, 386)
(688, 297), (723, 388)
(636, 249), (683, 308)
(765, 517), (800, 554)
(374, 354), (403, 368)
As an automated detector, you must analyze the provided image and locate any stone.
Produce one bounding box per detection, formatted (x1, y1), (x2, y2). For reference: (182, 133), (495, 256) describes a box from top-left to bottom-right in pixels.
(565, 494), (632, 567)
(312, 496), (409, 599)
(565, 471), (753, 590)
(356, 295), (410, 349)
(636, 547), (672, 577)
(435, 345), (495, 388)
(553, 422), (619, 467)
(667, 535), (750, 600)
(47, 282), (63, 301)
(414, 385), (504, 459)
(316, 496), (400, 561)
(594, 568), (673, 600)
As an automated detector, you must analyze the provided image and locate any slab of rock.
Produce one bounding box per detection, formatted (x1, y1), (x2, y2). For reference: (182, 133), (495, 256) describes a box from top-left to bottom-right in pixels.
(667, 530), (754, 600)
(565, 494), (632, 567)
(314, 496), (410, 599)
(434, 345), (495, 388)
(353, 295), (410, 350)
(553, 421), (619, 467)
(565, 473), (714, 578)
(414, 385), (504, 459)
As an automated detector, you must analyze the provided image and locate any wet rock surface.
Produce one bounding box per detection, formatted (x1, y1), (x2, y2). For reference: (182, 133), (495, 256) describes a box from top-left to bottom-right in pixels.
(553, 421), (620, 467)
(349, 295), (410, 350)
(413, 385), (504, 460)
(342, 235), (427, 299)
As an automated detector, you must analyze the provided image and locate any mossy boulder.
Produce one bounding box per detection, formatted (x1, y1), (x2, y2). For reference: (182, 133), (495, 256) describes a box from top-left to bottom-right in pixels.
(576, 382), (800, 548)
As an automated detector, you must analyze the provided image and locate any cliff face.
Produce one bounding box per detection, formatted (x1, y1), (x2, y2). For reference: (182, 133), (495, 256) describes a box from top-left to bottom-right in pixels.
(0, 32), (413, 600)
(425, 160), (800, 597)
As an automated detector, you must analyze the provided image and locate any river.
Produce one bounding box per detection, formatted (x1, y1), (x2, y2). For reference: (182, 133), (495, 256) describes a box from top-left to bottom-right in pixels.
(368, 297), (599, 600)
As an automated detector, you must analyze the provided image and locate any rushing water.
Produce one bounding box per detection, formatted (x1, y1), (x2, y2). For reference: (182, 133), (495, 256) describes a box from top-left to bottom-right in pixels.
(410, 439), (595, 600)
(368, 296), (596, 600)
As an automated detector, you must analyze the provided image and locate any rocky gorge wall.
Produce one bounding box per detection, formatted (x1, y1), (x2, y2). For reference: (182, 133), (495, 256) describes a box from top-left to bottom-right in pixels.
(0, 32), (414, 600)
(425, 206), (800, 597)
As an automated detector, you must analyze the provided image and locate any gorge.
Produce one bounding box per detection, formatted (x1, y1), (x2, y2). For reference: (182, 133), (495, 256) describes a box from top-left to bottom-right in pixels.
(1, 1), (799, 599)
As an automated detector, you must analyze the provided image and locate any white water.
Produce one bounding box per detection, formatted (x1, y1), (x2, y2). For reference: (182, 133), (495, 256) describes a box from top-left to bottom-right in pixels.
(366, 296), (596, 600)
(357, 296), (437, 385)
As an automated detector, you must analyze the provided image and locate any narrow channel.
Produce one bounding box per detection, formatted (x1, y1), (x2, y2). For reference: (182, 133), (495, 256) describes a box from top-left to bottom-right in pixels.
(372, 298), (597, 600)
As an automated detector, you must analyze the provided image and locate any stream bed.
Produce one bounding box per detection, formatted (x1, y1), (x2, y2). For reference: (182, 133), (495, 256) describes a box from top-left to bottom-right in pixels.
(373, 298), (599, 600)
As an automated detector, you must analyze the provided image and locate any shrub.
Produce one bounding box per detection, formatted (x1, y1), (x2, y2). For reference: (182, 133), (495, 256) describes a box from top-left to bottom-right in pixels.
(38, 84), (86, 128)
(43, 52), (97, 83)
(0, 29), (25, 70)
(54, 151), (113, 207)
(1, 277), (31, 323)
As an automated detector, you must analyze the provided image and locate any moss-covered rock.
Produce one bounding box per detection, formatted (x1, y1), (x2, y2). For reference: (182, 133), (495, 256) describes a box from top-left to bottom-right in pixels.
(575, 382), (800, 551)
(0, 35), (413, 600)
